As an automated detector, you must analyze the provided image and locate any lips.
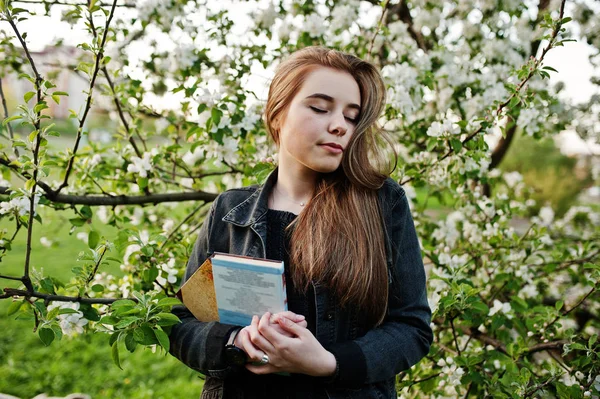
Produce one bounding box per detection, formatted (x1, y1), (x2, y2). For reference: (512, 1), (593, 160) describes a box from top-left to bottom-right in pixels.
(321, 143), (344, 151)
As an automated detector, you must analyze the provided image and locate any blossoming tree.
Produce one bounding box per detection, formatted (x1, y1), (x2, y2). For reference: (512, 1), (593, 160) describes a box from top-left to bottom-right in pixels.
(1, 0), (599, 397)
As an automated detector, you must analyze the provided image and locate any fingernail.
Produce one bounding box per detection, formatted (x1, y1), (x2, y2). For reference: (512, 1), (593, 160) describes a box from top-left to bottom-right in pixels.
(296, 315), (305, 320)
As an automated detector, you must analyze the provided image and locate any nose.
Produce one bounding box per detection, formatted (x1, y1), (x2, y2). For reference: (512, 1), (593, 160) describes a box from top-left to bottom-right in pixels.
(328, 112), (348, 136)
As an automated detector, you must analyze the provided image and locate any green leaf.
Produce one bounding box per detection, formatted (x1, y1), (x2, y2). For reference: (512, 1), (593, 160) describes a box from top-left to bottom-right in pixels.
(28, 130), (39, 143)
(155, 312), (181, 327)
(112, 340), (122, 369)
(51, 95), (60, 105)
(24, 91), (35, 102)
(7, 300), (23, 316)
(157, 298), (182, 308)
(154, 328), (170, 353)
(555, 300), (564, 311)
(116, 316), (140, 329)
(88, 230), (100, 249)
(53, 91), (69, 96)
(24, 179), (35, 191)
(91, 284), (104, 293)
(133, 325), (159, 345)
(80, 205), (93, 219)
(211, 107), (222, 127)
(111, 299), (137, 309)
(450, 138), (462, 153)
(589, 335), (597, 347)
(69, 218), (87, 227)
(39, 327), (55, 346)
(542, 66), (558, 73)
(125, 332), (137, 353)
(141, 246), (154, 257)
(3, 115), (22, 126)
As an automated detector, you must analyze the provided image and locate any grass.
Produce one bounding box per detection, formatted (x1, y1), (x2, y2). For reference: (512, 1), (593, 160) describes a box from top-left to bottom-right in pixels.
(0, 207), (205, 398)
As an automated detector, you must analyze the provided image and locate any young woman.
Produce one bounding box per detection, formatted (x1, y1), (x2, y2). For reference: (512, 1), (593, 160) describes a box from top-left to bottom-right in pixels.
(169, 46), (433, 399)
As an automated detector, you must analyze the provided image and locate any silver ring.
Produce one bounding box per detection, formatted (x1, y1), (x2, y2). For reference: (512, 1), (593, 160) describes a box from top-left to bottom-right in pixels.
(258, 354), (269, 365)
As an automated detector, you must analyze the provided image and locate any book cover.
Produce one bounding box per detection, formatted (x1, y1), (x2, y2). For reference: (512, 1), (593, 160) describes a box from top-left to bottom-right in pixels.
(176, 252), (287, 326)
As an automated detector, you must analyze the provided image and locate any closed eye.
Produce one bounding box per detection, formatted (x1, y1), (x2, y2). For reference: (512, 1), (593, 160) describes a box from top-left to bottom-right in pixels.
(309, 106), (358, 124)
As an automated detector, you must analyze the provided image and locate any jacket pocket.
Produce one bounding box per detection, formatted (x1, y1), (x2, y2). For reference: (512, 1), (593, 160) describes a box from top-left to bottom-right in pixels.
(200, 376), (224, 399)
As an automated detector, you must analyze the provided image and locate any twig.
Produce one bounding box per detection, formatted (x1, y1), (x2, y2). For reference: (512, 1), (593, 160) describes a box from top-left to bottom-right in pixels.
(85, 245), (107, 286)
(367, 0), (390, 60)
(2, 287), (137, 304)
(57, 0), (118, 193)
(546, 286), (598, 329)
(400, 0), (568, 186)
(86, 8), (145, 158)
(11, 0), (136, 7)
(0, 274), (23, 281)
(450, 317), (462, 356)
(159, 203), (206, 251)
(6, 7), (43, 293)
(0, 77), (19, 157)
(523, 374), (561, 398)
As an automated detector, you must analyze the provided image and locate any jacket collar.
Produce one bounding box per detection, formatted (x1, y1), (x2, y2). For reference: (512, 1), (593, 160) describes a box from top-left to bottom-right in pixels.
(221, 166), (278, 227)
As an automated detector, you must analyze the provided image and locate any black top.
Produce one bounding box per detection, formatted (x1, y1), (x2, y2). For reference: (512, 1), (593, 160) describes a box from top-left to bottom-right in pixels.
(226, 209), (326, 399)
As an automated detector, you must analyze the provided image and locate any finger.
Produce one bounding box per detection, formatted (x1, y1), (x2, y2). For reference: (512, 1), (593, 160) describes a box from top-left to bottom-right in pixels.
(249, 315), (276, 353)
(271, 311), (305, 324)
(257, 314), (292, 347)
(238, 328), (266, 363)
(270, 323), (295, 338)
(245, 362), (276, 375)
(276, 316), (305, 338)
(298, 320), (308, 329)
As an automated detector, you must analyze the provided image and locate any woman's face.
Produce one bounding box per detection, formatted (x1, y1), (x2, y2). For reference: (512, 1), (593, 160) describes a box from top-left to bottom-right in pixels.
(276, 66), (361, 176)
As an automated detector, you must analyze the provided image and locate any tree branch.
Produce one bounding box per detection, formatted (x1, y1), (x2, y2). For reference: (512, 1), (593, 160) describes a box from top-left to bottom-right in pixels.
(6, 7), (44, 293)
(367, 0), (390, 60)
(396, 0), (429, 51)
(57, 0), (118, 194)
(488, 0), (552, 172)
(401, 0), (568, 186)
(11, 0), (136, 7)
(2, 287), (136, 304)
(0, 274), (24, 281)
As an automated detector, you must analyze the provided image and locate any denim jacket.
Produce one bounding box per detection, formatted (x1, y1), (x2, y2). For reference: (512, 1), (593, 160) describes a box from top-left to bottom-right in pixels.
(169, 168), (433, 399)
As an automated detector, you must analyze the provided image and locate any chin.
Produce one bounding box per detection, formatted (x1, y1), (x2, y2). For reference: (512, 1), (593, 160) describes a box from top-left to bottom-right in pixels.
(309, 162), (342, 174)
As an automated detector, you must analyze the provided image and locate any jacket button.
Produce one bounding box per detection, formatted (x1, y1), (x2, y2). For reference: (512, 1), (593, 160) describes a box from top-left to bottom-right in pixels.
(325, 311), (334, 320)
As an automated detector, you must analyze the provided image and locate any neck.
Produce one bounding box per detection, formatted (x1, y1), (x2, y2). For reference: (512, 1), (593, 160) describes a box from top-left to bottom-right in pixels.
(275, 159), (317, 204)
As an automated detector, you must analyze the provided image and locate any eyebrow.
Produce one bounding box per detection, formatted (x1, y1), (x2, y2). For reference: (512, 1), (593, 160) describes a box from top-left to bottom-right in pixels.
(305, 93), (361, 111)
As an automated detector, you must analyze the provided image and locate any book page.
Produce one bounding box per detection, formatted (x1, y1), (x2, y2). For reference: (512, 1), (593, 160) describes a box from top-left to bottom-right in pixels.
(212, 266), (287, 326)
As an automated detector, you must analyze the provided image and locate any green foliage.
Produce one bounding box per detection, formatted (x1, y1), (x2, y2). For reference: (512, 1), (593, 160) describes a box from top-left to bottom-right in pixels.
(0, 302), (203, 398)
(500, 133), (591, 215)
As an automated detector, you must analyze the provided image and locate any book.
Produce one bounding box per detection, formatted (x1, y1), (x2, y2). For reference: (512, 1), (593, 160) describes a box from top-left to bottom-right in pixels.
(176, 252), (288, 326)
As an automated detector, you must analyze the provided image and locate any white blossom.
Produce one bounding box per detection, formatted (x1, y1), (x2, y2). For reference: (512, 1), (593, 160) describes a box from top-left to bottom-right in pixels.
(40, 237), (53, 248)
(330, 3), (357, 32)
(488, 299), (513, 319)
(127, 152), (154, 178)
(538, 206), (555, 226)
(503, 171), (523, 188)
(47, 301), (89, 336)
(182, 147), (204, 166)
(254, 2), (278, 28)
(304, 14), (327, 37)
(0, 193), (41, 217)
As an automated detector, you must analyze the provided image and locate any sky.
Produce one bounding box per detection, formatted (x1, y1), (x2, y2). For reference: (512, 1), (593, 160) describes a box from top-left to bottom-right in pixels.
(3, 0), (600, 155)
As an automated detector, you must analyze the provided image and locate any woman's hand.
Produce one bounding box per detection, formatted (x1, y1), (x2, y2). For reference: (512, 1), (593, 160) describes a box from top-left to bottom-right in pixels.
(242, 312), (337, 377)
(234, 311), (307, 363)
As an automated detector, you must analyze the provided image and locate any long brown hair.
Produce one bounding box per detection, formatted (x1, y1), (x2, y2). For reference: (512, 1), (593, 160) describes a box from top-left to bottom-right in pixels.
(264, 46), (397, 326)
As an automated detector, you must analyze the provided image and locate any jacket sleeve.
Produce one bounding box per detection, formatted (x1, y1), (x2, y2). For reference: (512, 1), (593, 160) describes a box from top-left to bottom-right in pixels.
(168, 197), (240, 378)
(324, 188), (433, 388)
